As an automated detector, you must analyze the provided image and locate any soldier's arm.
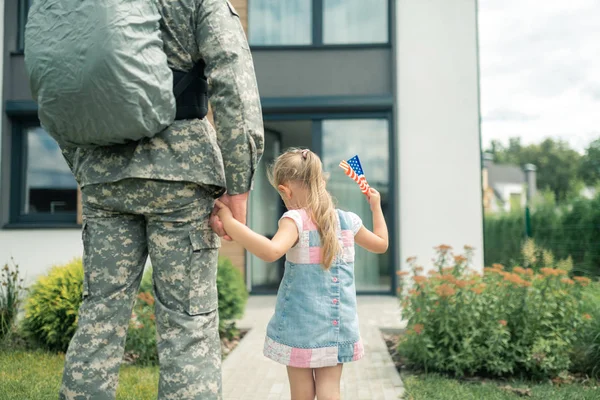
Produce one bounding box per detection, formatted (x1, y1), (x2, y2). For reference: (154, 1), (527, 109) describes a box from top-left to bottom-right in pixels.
(195, 0), (264, 195)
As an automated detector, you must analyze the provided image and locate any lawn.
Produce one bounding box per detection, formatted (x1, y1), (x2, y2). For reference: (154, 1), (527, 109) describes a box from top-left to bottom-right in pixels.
(0, 350), (159, 400)
(402, 373), (600, 400)
(382, 332), (600, 400)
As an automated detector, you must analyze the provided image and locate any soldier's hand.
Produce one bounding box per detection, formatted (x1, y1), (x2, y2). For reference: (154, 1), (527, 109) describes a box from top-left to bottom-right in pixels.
(210, 192), (249, 241)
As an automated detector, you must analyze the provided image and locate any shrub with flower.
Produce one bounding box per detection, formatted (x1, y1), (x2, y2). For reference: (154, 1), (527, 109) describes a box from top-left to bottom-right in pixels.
(125, 290), (158, 364)
(397, 245), (591, 378)
(23, 257), (248, 365)
(1, 260), (24, 340)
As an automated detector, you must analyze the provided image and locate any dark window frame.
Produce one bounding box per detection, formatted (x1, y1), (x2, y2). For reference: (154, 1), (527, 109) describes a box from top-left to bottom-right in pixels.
(17, 0), (32, 51)
(315, 113), (396, 296)
(248, 0), (392, 49)
(7, 117), (79, 228)
(252, 103), (397, 295)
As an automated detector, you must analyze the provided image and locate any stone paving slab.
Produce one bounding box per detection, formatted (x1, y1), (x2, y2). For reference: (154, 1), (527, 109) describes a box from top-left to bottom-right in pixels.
(222, 296), (406, 400)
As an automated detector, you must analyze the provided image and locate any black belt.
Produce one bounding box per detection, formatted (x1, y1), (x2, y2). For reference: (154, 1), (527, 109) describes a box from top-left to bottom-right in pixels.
(172, 60), (209, 120)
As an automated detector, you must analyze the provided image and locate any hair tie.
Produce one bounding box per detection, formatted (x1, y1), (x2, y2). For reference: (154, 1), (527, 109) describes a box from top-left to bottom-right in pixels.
(301, 149), (309, 159)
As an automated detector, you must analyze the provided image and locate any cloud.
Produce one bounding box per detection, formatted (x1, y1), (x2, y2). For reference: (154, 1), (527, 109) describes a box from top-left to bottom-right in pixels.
(583, 83), (600, 101)
(478, 0), (600, 152)
(483, 109), (538, 122)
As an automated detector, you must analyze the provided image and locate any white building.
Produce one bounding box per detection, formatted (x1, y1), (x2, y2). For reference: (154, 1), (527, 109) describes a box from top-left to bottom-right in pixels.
(1, 0), (484, 292)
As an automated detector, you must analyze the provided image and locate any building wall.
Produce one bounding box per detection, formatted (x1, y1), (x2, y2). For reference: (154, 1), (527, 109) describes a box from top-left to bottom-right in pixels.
(1, 230), (82, 286)
(495, 183), (526, 213)
(1, 0), (486, 290)
(0, 0), (249, 283)
(0, 0), (4, 177)
(395, 0), (485, 272)
(253, 48), (392, 98)
(0, 0), (16, 227)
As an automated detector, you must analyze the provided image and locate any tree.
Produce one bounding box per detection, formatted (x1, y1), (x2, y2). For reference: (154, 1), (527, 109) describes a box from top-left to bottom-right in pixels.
(580, 138), (600, 186)
(485, 138), (582, 202)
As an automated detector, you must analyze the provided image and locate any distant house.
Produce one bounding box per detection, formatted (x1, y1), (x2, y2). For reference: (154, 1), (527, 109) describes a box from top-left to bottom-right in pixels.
(482, 154), (537, 213)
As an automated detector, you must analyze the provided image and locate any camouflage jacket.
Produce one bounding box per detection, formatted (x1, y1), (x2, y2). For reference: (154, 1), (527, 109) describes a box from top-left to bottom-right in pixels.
(63, 0), (264, 196)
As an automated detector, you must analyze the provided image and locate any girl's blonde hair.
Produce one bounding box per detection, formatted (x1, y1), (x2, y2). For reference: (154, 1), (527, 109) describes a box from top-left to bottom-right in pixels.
(269, 148), (341, 269)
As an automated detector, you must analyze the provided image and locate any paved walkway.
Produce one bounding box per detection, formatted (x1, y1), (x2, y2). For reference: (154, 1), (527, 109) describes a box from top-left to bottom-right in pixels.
(222, 296), (406, 400)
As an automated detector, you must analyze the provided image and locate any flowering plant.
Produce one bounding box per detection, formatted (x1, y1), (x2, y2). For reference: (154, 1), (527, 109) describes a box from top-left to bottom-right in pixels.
(398, 245), (591, 378)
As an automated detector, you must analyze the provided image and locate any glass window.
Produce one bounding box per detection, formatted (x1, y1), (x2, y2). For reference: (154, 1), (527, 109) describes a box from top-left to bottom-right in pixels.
(322, 118), (391, 291)
(323, 0), (389, 44)
(18, 0), (33, 50)
(248, 130), (283, 291)
(13, 125), (78, 222)
(249, 0), (312, 45)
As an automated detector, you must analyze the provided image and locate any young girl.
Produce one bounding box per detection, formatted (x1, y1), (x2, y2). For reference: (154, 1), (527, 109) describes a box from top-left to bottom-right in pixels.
(214, 148), (388, 400)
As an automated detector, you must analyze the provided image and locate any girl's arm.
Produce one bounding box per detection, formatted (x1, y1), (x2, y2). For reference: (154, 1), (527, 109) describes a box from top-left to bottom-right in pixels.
(355, 189), (389, 254)
(214, 200), (299, 263)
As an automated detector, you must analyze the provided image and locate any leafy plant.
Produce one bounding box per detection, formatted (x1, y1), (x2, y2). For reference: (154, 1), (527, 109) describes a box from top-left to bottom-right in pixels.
(22, 259), (83, 352)
(521, 238), (573, 273)
(398, 245), (591, 379)
(217, 257), (248, 339)
(125, 290), (158, 365)
(484, 193), (600, 277)
(139, 266), (153, 294)
(1, 260), (25, 340)
(571, 281), (600, 378)
(22, 257), (248, 363)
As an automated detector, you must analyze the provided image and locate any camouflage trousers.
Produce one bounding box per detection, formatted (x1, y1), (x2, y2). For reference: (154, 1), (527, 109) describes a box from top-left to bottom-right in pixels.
(60, 179), (222, 400)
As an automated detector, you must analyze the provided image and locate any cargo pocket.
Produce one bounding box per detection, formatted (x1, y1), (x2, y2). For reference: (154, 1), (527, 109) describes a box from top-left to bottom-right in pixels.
(81, 221), (90, 298)
(187, 229), (220, 315)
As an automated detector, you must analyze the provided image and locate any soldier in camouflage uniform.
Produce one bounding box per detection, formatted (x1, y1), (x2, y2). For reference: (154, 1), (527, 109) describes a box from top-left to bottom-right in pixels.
(59, 1), (263, 399)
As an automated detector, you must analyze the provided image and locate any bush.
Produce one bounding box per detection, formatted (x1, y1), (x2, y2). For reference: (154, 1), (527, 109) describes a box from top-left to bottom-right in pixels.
(484, 211), (524, 268)
(23, 257), (247, 362)
(22, 259), (83, 352)
(125, 258), (248, 362)
(1, 260), (24, 340)
(398, 245), (592, 379)
(520, 238), (574, 273)
(125, 288), (158, 365)
(217, 257), (248, 338)
(139, 266), (154, 294)
(484, 193), (600, 276)
(571, 282), (600, 378)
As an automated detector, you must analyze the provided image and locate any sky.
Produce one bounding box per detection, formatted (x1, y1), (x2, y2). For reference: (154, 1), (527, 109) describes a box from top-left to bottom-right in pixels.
(478, 0), (600, 153)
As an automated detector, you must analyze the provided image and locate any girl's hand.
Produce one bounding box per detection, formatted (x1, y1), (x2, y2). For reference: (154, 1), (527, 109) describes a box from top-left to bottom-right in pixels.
(367, 188), (382, 210)
(214, 199), (233, 222)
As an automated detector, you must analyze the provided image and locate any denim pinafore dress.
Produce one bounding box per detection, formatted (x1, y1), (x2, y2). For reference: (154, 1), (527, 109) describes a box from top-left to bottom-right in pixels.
(263, 209), (365, 368)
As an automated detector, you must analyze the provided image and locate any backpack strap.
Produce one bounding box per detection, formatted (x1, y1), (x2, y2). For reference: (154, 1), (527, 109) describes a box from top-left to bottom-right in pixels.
(173, 60), (206, 98)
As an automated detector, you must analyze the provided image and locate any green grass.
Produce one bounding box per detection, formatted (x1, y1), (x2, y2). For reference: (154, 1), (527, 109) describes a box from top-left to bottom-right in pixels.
(0, 350), (159, 399)
(403, 373), (600, 400)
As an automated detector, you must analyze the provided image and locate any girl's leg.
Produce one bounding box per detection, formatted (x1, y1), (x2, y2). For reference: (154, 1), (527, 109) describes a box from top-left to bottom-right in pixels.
(287, 366), (316, 400)
(314, 364), (343, 400)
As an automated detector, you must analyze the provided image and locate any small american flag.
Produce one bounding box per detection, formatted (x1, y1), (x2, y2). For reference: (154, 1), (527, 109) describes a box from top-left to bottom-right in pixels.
(347, 155), (364, 176)
(339, 155), (370, 195)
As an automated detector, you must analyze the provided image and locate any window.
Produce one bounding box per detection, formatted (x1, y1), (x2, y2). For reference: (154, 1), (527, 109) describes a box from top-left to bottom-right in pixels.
(18, 0), (33, 50)
(509, 193), (522, 211)
(249, 0), (312, 45)
(323, 0), (388, 44)
(248, 129), (284, 292)
(321, 118), (391, 291)
(10, 124), (78, 225)
(249, 0), (389, 46)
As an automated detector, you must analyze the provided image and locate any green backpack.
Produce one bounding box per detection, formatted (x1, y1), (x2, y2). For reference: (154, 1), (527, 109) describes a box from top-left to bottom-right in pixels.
(25, 0), (198, 148)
